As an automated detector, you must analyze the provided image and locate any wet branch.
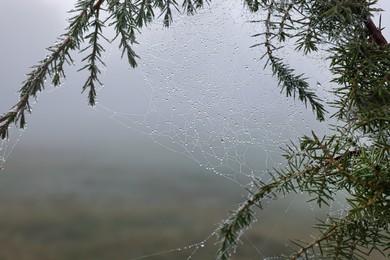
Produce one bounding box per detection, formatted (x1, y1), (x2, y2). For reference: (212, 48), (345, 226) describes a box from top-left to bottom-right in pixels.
(0, 0), (105, 139)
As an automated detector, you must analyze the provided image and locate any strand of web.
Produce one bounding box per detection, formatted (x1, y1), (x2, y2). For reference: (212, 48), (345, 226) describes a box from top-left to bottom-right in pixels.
(91, 8), (297, 188)
(128, 232), (209, 260)
(88, 1), (347, 259)
(90, 2), (335, 190)
(89, 3), (294, 258)
(0, 41), (75, 171)
(125, 194), (307, 260)
(0, 131), (22, 171)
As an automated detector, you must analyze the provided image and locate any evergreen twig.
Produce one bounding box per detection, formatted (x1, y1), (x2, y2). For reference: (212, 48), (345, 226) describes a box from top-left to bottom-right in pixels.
(0, 0), (106, 139)
(0, 0), (208, 139)
(217, 2), (389, 258)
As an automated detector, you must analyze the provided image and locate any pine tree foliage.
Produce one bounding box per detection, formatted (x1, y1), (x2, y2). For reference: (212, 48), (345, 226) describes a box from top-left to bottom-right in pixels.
(0, 0), (389, 259)
(0, 0), (210, 139)
(216, 1), (389, 259)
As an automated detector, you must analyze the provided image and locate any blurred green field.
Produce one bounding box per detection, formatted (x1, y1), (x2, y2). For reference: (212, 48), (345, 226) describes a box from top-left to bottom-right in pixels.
(0, 146), (337, 259)
(0, 198), (303, 260)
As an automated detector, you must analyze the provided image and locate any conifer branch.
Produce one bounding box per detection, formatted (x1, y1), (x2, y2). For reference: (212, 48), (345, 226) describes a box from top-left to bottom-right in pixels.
(262, 7), (326, 121)
(135, 0), (155, 27)
(290, 227), (337, 260)
(109, 0), (139, 68)
(216, 143), (362, 259)
(79, 5), (107, 106)
(154, 0), (180, 27)
(291, 187), (387, 259)
(217, 126), (389, 259)
(0, 0), (212, 140)
(365, 17), (388, 46)
(216, 156), (332, 259)
(0, 0), (105, 139)
(182, 0), (210, 15)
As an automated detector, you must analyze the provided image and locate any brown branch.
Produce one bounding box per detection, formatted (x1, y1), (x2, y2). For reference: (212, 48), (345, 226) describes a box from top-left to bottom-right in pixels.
(291, 227), (337, 260)
(317, 141), (364, 186)
(365, 18), (388, 46)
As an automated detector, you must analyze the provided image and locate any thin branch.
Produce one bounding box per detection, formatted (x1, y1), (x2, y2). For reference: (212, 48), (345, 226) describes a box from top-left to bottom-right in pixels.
(216, 146), (362, 259)
(0, 0), (105, 139)
(365, 18), (388, 46)
(291, 227), (337, 260)
(262, 7), (326, 121)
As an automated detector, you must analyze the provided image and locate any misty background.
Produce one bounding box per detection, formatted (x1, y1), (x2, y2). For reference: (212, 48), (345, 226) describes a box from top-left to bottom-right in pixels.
(0, 0), (389, 259)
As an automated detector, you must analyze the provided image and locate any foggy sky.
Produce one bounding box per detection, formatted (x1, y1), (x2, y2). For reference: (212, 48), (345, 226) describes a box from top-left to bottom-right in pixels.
(1, 0), (389, 169)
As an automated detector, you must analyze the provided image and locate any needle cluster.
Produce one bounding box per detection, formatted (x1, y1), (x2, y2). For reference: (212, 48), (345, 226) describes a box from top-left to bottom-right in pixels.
(217, 0), (389, 259)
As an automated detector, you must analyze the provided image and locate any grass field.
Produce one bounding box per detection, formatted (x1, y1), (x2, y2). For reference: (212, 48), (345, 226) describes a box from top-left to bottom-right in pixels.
(0, 145), (341, 259)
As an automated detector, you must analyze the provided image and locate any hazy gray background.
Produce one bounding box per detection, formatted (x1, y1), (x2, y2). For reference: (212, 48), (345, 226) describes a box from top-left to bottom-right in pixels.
(0, 0), (389, 259)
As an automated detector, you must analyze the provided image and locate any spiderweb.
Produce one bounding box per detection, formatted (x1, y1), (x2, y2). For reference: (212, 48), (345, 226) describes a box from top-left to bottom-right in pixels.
(88, 0), (350, 259)
(95, 1), (329, 186)
(0, 0), (354, 259)
(0, 133), (22, 171)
